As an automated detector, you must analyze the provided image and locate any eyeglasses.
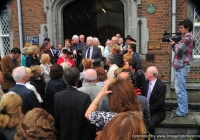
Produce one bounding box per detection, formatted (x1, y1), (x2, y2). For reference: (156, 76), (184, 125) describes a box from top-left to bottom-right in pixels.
(62, 52), (67, 54)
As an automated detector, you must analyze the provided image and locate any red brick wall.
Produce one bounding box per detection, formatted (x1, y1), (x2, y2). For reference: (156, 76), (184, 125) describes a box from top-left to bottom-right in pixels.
(10, 0), (46, 48)
(138, 0), (199, 81)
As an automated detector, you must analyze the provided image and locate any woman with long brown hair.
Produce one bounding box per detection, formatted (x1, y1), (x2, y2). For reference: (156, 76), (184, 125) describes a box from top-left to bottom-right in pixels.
(97, 111), (146, 140)
(85, 78), (142, 128)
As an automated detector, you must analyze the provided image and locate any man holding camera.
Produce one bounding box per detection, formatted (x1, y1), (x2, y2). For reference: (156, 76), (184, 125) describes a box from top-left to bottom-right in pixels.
(169, 20), (195, 117)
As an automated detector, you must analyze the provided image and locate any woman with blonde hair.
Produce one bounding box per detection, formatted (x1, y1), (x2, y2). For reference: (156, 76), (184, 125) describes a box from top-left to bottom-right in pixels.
(25, 67), (43, 103)
(30, 65), (46, 108)
(26, 45), (40, 67)
(0, 92), (23, 140)
(14, 108), (56, 140)
(21, 42), (32, 67)
(97, 111), (146, 140)
(40, 53), (52, 83)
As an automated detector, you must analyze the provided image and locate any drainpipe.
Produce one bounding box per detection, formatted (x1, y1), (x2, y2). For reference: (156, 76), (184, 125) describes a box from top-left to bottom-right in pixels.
(17, 0), (23, 58)
(171, 0), (176, 84)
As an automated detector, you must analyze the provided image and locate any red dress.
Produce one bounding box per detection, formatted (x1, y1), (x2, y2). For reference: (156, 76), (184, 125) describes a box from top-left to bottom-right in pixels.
(57, 56), (76, 67)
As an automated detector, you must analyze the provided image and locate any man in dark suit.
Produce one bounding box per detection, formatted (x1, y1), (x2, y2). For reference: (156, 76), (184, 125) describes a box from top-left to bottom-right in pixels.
(142, 66), (166, 136)
(73, 36), (102, 69)
(8, 66), (42, 114)
(71, 35), (85, 69)
(54, 67), (95, 140)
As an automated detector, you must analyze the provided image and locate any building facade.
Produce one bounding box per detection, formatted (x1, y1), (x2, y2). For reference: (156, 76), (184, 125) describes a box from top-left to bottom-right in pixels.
(1, 0), (200, 83)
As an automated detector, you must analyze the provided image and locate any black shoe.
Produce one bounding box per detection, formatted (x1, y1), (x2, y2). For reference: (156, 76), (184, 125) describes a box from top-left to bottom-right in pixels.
(171, 112), (188, 117)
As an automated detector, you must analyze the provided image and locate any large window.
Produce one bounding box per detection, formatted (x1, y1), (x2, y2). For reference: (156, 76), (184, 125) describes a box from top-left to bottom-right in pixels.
(0, 11), (10, 57)
(193, 7), (200, 58)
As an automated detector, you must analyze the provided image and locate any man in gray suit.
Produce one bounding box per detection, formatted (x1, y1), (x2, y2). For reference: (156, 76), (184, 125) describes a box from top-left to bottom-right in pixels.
(73, 36), (102, 69)
(78, 69), (102, 110)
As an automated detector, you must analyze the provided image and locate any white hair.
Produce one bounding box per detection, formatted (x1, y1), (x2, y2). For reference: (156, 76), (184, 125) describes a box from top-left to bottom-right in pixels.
(87, 36), (94, 42)
(12, 66), (27, 82)
(72, 35), (79, 40)
(93, 37), (99, 42)
(83, 69), (97, 82)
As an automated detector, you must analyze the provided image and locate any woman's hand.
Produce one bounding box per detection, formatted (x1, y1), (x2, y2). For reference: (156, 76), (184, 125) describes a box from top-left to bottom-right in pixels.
(85, 78), (115, 120)
(99, 78), (114, 96)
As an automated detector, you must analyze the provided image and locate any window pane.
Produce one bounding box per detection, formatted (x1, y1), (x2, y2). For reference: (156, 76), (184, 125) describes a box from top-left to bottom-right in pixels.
(194, 26), (200, 55)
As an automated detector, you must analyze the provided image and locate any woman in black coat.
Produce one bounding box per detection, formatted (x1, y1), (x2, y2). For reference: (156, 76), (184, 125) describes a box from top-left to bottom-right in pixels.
(45, 64), (66, 116)
(26, 45), (40, 67)
(30, 65), (46, 108)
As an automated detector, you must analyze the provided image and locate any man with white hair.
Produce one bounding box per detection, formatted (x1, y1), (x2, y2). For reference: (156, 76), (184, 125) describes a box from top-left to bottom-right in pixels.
(93, 37), (104, 68)
(71, 35), (85, 69)
(78, 69), (102, 110)
(93, 37), (104, 56)
(106, 54), (119, 78)
(73, 36), (102, 69)
(8, 66), (42, 114)
(104, 39), (112, 57)
(142, 66), (166, 136)
(118, 37), (124, 50)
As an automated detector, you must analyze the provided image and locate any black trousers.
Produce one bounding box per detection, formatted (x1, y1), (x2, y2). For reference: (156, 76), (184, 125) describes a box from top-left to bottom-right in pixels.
(149, 111), (166, 135)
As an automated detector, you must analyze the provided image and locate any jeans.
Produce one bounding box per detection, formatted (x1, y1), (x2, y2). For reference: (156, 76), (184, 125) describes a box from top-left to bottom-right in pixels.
(174, 65), (190, 116)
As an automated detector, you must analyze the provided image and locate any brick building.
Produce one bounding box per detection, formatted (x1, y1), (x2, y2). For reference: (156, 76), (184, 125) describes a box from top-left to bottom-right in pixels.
(0, 0), (200, 84)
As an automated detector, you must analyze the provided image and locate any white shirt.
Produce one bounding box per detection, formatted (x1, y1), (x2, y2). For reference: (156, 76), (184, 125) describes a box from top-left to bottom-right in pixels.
(107, 64), (119, 78)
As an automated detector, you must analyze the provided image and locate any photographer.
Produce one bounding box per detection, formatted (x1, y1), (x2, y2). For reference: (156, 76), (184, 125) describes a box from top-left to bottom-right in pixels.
(169, 20), (195, 117)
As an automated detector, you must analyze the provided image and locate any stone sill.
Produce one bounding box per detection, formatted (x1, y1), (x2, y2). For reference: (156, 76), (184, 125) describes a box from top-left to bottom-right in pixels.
(158, 111), (200, 128)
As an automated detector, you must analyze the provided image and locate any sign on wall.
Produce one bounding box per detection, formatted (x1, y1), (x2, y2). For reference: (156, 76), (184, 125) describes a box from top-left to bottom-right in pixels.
(25, 36), (39, 45)
(146, 4), (156, 15)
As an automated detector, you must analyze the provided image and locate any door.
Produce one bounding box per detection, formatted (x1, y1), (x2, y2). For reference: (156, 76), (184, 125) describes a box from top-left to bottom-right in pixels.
(63, 0), (93, 40)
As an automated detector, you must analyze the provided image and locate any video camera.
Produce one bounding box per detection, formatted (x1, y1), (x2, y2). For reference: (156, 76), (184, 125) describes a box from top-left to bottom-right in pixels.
(162, 31), (182, 43)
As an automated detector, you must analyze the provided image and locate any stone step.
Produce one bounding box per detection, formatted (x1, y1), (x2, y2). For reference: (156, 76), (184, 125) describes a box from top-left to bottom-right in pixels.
(165, 91), (200, 103)
(165, 98), (200, 111)
(155, 111), (200, 140)
(165, 82), (200, 103)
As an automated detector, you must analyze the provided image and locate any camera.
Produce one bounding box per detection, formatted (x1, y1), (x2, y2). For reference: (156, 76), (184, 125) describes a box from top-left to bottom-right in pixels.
(162, 31), (182, 43)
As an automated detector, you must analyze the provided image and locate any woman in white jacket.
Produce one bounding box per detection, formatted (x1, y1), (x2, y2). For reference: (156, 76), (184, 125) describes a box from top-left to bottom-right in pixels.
(40, 53), (52, 83)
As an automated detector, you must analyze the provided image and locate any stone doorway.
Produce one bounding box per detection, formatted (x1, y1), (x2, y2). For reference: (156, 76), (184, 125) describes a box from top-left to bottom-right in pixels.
(63, 0), (93, 40)
(62, 0), (124, 45)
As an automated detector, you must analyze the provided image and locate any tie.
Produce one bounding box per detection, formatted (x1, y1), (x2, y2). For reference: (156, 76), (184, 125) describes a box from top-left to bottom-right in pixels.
(87, 48), (90, 58)
(76, 44), (78, 49)
(147, 82), (152, 104)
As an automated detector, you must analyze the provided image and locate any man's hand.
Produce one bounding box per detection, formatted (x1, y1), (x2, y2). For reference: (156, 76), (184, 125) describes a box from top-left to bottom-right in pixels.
(73, 50), (77, 55)
(91, 59), (95, 63)
(169, 38), (175, 46)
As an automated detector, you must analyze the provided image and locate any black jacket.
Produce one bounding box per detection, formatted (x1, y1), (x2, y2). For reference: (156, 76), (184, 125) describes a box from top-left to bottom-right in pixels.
(133, 70), (145, 92)
(26, 55), (40, 67)
(45, 78), (66, 116)
(114, 53), (123, 68)
(54, 87), (95, 140)
(9, 84), (42, 114)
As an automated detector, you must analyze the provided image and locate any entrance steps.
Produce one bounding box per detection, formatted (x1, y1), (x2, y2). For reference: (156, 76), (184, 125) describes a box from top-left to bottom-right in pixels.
(154, 82), (200, 140)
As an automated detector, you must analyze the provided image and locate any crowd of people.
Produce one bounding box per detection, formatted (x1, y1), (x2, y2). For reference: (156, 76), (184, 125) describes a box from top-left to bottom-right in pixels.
(0, 32), (168, 140)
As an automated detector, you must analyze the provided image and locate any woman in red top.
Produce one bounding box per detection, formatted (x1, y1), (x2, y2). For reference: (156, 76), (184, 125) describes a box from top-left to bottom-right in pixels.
(57, 49), (75, 67)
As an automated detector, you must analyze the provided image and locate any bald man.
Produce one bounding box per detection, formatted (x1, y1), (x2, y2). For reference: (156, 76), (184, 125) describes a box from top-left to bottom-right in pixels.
(142, 66), (166, 136)
(78, 69), (102, 110)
